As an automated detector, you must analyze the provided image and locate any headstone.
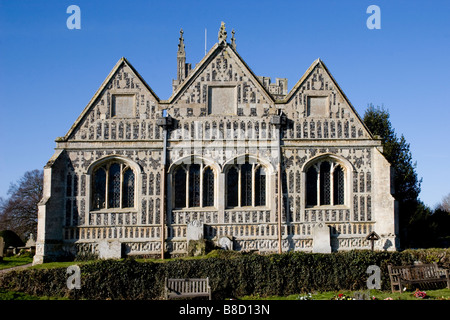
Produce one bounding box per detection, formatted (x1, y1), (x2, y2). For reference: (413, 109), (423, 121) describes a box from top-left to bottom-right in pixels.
(0, 236), (4, 261)
(187, 220), (204, 242)
(218, 236), (233, 250)
(25, 233), (36, 248)
(312, 223), (331, 253)
(97, 240), (122, 259)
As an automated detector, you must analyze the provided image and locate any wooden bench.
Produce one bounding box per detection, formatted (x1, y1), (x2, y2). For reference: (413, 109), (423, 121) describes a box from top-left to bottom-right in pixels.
(164, 277), (211, 300)
(388, 263), (450, 293)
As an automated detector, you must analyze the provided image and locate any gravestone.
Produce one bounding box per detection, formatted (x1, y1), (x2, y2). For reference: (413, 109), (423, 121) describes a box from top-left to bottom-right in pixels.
(97, 240), (122, 259)
(187, 220), (204, 241)
(186, 220), (205, 257)
(218, 236), (233, 250)
(25, 233), (36, 248)
(0, 236), (4, 261)
(312, 223), (331, 253)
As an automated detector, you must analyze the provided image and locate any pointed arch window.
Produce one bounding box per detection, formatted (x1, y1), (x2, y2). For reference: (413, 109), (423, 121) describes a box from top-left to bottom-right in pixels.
(92, 161), (136, 210)
(173, 163), (216, 208)
(306, 160), (346, 207)
(226, 161), (267, 208)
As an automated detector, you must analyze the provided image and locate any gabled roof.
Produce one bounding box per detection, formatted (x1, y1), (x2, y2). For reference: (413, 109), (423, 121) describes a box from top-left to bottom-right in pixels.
(280, 58), (374, 138)
(162, 42), (275, 105)
(61, 57), (160, 141)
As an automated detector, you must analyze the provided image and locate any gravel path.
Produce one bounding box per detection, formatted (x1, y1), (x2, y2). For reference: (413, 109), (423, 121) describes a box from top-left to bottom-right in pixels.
(0, 263), (33, 275)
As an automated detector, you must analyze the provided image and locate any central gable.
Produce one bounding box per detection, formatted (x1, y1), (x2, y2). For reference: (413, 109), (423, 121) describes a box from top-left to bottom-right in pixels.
(165, 44), (275, 118)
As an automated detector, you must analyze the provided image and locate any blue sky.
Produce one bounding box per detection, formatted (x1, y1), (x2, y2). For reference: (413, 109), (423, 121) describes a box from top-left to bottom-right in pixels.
(0, 0), (449, 208)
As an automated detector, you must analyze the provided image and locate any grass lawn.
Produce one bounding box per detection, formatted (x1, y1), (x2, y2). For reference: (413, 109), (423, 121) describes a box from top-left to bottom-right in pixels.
(239, 288), (450, 300)
(0, 255), (33, 270)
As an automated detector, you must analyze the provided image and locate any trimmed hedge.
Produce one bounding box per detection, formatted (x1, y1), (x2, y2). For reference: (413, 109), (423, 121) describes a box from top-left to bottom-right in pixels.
(0, 249), (448, 300)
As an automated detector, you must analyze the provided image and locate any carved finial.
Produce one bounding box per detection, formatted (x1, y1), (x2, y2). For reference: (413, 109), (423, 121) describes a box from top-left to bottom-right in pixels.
(231, 29), (236, 49)
(178, 28), (185, 55)
(218, 21), (227, 43)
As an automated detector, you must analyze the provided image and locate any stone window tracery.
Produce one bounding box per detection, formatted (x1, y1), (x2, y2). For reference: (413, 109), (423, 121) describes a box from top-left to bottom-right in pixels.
(226, 161), (267, 208)
(173, 163), (215, 209)
(306, 159), (346, 207)
(92, 161), (136, 210)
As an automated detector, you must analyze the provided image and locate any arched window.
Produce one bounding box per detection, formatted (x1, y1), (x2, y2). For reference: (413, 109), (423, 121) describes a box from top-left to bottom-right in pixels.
(173, 163), (216, 208)
(226, 161), (267, 208)
(92, 161), (136, 210)
(305, 159), (346, 207)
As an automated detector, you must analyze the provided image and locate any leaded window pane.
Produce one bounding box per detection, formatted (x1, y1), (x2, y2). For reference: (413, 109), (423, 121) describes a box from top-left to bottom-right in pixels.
(241, 163), (252, 206)
(122, 168), (135, 208)
(189, 164), (201, 207)
(255, 166), (266, 206)
(174, 166), (186, 208)
(320, 161), (331, 205)
(203, 167), (214, 207)
(334, 166), (345, 205)
(306, 166), (317, 206)
(93, 167), (106, 209)
(108, 163), (121, 208)
(227, 167), (238, 207)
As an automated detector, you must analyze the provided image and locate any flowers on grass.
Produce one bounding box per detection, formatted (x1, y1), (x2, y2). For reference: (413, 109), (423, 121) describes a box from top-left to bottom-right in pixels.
(297, 293), (313, 300)
(332, 293), (354, 300)
(413, 289), (427, 299)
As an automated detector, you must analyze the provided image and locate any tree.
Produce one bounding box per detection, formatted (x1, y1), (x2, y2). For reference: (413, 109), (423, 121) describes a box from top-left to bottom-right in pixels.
(363, 105), (423, 247)
(437, 192), (450, 213)
(0, 169), (43, 240)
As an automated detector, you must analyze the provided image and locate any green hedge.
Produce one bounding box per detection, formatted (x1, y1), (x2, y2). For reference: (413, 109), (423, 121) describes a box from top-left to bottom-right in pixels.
(0, 249), (448, 300)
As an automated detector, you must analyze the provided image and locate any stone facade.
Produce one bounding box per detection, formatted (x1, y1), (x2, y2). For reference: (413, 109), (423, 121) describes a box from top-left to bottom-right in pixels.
(33, 23), (399, 264)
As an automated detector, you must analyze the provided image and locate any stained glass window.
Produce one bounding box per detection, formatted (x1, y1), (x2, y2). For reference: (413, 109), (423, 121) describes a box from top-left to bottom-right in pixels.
(306, 166), (318, 206)
(227, 166), (239, 207)
(203, 167), (215, 207)
(122, 168), (135, 208)
(174, 164), (215, 208)
(189, 164), (201, 207)
(306, 160), (346, 207)
(241, 163), (252, 206)
(93, 168), (106, 210)
(108, 163), (121, 208)
(92, 161), (136, 210)
(255, 166), (266, 206)
(320, 161), (331, 205)
(174, 166), (186, 208)
(333, 166), (345, 205)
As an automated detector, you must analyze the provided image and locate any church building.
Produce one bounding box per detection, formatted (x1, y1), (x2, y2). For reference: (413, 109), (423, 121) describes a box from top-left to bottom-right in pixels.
(33, 23), (399, 264)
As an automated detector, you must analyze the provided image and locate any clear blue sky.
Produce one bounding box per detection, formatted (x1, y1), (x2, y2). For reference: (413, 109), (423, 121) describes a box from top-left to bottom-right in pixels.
(0, 0), (449, 208)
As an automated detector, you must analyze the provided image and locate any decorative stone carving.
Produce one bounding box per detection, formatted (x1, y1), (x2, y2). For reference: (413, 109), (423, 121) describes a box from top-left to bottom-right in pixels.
(218, 21), (227, 43)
